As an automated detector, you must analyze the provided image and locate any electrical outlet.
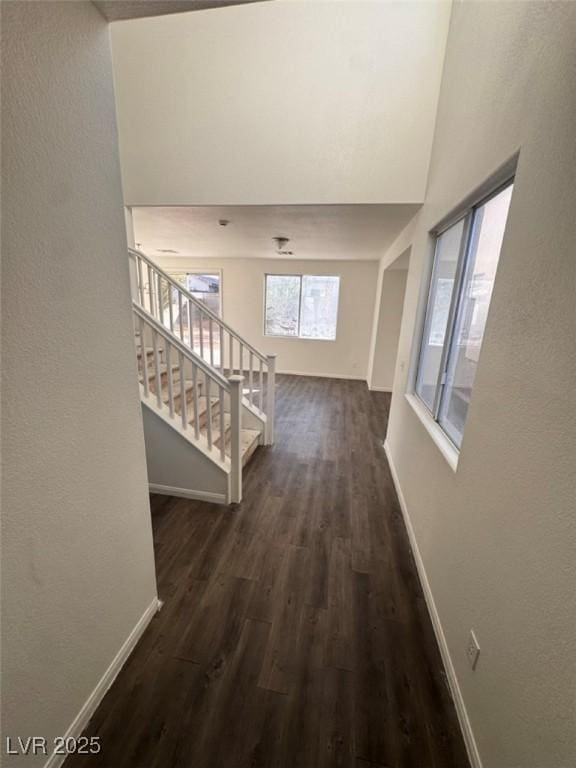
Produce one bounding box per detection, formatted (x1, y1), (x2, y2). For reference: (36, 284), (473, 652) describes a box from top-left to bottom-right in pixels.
(466, 630), (480, 670)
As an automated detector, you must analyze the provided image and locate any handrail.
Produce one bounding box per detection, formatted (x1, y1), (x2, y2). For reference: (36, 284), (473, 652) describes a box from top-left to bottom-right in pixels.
(129, 247), (276, 446)
(133, 299), (245, 499)
(132, 301), (229, 389)
(129, 247), (268, 364)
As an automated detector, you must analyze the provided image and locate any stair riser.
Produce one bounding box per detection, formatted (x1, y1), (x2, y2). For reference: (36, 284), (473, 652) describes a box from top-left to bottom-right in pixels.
(242, 437), (260, 467)
(212, 429), (232, 454)
(143, 380), (198, 410)
(197, 403), (221, 431)
(172, 387), (197, 411)
(142, 366), (179, 388)
(137, 349), (164, 366)
(205, 425), (260, 467)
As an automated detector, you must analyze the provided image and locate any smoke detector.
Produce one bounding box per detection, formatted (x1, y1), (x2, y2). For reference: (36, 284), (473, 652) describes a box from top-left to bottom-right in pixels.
(273, 236), (293, 255)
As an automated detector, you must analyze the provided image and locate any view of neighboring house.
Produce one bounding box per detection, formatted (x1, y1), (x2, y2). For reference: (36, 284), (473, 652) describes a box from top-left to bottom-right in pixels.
(2, 2), (575, 768)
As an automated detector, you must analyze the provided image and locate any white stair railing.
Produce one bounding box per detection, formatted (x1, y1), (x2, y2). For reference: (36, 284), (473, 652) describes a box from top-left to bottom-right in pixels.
(133, 301), (244, 502)
(129, 248), (275, 444)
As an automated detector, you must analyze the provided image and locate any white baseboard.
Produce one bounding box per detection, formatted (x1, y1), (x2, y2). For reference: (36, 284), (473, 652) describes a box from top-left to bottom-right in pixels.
(149, 483), (227, 505)
(44, 597), (160, 768)
(369, 385), (393, 392)
(383, 440), (482, 768)
(277, 369), (366, 381)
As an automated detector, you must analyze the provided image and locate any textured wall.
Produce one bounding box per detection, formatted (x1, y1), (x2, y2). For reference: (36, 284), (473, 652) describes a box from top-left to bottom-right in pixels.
(368, 268), (408, 391)
(110, 0), (451, 205)
(154, 256), (378, 380)
(1, 2), (157, 763)
(385, 2), (576, 766)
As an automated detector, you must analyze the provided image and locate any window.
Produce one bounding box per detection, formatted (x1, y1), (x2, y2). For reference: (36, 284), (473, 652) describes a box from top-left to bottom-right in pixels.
(164, 270), (223, 364)
(415, 181), (513, 448)
(265, 274), (340, 340)
(168, 271), (221, 317)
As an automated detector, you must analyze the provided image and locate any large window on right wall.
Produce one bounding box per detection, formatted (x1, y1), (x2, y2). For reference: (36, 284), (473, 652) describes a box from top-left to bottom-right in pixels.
(415, 180), (514, 448)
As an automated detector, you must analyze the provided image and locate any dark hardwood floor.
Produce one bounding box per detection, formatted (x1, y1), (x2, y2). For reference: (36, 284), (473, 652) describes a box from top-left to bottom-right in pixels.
(66, 375), (469, 768)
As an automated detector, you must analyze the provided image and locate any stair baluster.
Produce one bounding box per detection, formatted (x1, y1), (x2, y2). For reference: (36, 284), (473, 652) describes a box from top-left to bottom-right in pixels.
(205, 377), (213, 449)
(178, 351), (187, 430)
(248, 352), (254, 407)
(130, 248), (276, 493)
(152, 330), (162, 408)
(229, 375), (244, 503)
(209, 318), (214, 367)
(219, 325), (224, 372)
(178, 292), (184, 341)
(192, 364), (200, 440)
(219, 389), (226, 462)
(165, 343), (174, 418)
(265, 354), (276, 445)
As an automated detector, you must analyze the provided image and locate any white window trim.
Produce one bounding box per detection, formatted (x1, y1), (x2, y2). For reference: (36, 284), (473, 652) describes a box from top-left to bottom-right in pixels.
(169, 268), (223, 318)
(406, 158), (517, 469)
(263, 273), (340, 342)
(405, 393), (459, 472)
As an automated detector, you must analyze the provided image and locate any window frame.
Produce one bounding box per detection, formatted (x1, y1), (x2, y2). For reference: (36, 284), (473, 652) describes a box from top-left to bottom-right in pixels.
(415, 213), (471, 418)
(263, 273), (340, 341)
(412, 175), (514, 450)
(167, 268), (223, 318)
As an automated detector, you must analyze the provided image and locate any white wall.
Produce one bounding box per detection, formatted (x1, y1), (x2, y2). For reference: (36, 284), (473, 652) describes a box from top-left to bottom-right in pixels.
(155, 256), (378, 379)
(368, 267), (408, 392)
(384, 3), (576, 767)
(110, 0), (451, 205)
(1, 2), (157, 763)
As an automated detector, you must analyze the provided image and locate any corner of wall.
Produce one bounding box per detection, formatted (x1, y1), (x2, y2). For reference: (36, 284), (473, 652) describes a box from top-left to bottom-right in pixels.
(43, 598), (161, 768)
(383, 440), (483, 768)
(366, 258), (387, 388)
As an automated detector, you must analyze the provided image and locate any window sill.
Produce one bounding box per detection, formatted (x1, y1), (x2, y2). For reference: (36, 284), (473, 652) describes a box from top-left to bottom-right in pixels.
(263, 333), (337, 342)
(404, 393), (459, 472)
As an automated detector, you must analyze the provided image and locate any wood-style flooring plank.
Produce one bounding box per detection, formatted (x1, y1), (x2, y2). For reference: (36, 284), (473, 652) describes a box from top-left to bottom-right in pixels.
(65, 375), (469, 768)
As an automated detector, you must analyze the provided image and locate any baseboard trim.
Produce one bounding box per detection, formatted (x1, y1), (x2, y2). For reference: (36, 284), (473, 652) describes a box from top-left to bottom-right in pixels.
(277, 369), (366, 381)
(149, 483), (228, 505)
(369, 385), (393, 392)
(44, 597), (160, 768)
(383, 440), (482, 768)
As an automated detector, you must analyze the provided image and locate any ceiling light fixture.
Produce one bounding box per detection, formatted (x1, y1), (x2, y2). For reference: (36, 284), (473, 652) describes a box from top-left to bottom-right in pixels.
(273, 236), (293, 255)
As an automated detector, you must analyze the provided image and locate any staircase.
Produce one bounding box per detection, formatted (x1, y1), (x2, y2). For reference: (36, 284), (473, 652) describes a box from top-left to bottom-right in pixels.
(129, 249), (276, 504)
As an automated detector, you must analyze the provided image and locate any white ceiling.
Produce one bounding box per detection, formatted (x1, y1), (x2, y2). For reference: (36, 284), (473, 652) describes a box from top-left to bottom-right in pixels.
(131, 205), (419, 262)
(112, 2), (450, 205)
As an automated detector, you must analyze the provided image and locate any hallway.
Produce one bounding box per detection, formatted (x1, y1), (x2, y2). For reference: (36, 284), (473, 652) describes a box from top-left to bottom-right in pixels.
(67, 376), (468, 768)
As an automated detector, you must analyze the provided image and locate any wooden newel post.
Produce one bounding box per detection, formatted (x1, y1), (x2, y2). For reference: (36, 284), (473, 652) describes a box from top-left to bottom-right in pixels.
(265, 353), (276, 446)
(228, 375), (244, 503)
